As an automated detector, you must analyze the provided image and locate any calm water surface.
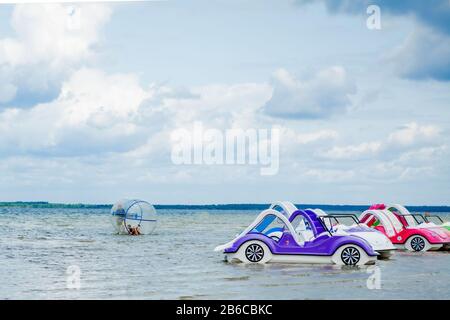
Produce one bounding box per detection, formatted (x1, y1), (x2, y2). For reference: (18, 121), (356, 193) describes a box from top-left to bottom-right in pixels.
(0, 208), (449, 299)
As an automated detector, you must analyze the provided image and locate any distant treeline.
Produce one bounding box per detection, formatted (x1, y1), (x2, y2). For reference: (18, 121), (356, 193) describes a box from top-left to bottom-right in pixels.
(155, 204), (450, 212)
(0, 202), (110, 209)
(1, 202), (450, 212)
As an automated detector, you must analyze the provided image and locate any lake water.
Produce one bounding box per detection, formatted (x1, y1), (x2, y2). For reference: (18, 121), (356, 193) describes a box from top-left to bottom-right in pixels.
(1, 207), (449, 299)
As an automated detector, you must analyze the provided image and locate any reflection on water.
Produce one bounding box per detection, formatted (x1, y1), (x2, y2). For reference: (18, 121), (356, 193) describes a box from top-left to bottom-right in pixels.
(0, 208), (449, 299)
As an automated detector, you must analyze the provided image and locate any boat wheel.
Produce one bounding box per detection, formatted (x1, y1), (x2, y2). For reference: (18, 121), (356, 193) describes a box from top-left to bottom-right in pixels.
(410, 236), (426, 252)
(341, 246), (361, 265)
(245, 243), (264, 262)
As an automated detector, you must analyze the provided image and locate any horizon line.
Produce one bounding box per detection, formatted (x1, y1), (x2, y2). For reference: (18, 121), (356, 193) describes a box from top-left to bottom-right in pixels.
(1, 201), (450, 208)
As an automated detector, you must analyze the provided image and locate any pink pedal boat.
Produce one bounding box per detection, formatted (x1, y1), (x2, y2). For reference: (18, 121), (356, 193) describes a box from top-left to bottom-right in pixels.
(360, 204), (450, 252)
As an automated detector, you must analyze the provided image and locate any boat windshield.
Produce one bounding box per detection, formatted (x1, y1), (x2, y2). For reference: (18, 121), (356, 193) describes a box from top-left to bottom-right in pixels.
(392, 212), (426, 227)
(425, 215), (444, 224)
(290, 214), (315, 241)
(251, 214), (287, 241)
(411, 214), (427, 225)
(320, 215), (360, 230)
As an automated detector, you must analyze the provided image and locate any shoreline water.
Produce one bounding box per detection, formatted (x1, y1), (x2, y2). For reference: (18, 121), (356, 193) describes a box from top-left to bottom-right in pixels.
(1, 206), (449, 299)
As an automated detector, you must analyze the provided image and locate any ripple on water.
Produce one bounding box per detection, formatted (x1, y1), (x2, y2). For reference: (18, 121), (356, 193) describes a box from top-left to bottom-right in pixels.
(0, 208), (449, 299)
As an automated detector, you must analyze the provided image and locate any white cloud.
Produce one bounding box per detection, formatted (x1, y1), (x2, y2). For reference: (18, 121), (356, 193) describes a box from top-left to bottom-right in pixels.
(59, 68), (148, 126)
(276, 127), (339, 161)
(262, 67), (356, 119)
(303, 168), (356, 183)
(0, 71), (447, 202)
(167, 83), (272, 129)
(296, 130), (338, 144)
(389, 27), (450, 81)
(387, 122), (439, 147)
(0, 4), (112, 107)
(320, 122), (442, 161)
(323, 142), (382, 160)
(0, 68), (153, 156)
(363, 161), (435, 183)
(0, 67), (276, 161)
(2, 4), (111, 66)
(397, 145), (448, 164)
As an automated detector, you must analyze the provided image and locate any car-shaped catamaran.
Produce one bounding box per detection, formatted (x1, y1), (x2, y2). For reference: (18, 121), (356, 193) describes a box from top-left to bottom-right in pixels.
(359, 204), (450, 252)
(385, 204), (450, 235)
(214, 208), (378, 265)
(269, 202), (396, 259)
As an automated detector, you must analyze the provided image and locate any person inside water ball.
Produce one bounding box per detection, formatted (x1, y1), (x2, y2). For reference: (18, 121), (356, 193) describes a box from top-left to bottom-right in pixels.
(127, 224), (142, 236)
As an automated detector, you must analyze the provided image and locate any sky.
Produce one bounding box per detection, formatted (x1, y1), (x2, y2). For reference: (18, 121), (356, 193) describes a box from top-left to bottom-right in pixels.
(0, 0), (449, 205)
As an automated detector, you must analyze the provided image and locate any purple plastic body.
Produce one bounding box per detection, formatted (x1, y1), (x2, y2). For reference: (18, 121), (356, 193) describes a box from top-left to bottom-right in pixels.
(224, 209), (377, 257)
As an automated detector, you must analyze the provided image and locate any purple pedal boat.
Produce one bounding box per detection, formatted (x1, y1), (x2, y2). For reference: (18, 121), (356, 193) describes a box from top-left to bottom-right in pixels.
(214, 208), (378, 265)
